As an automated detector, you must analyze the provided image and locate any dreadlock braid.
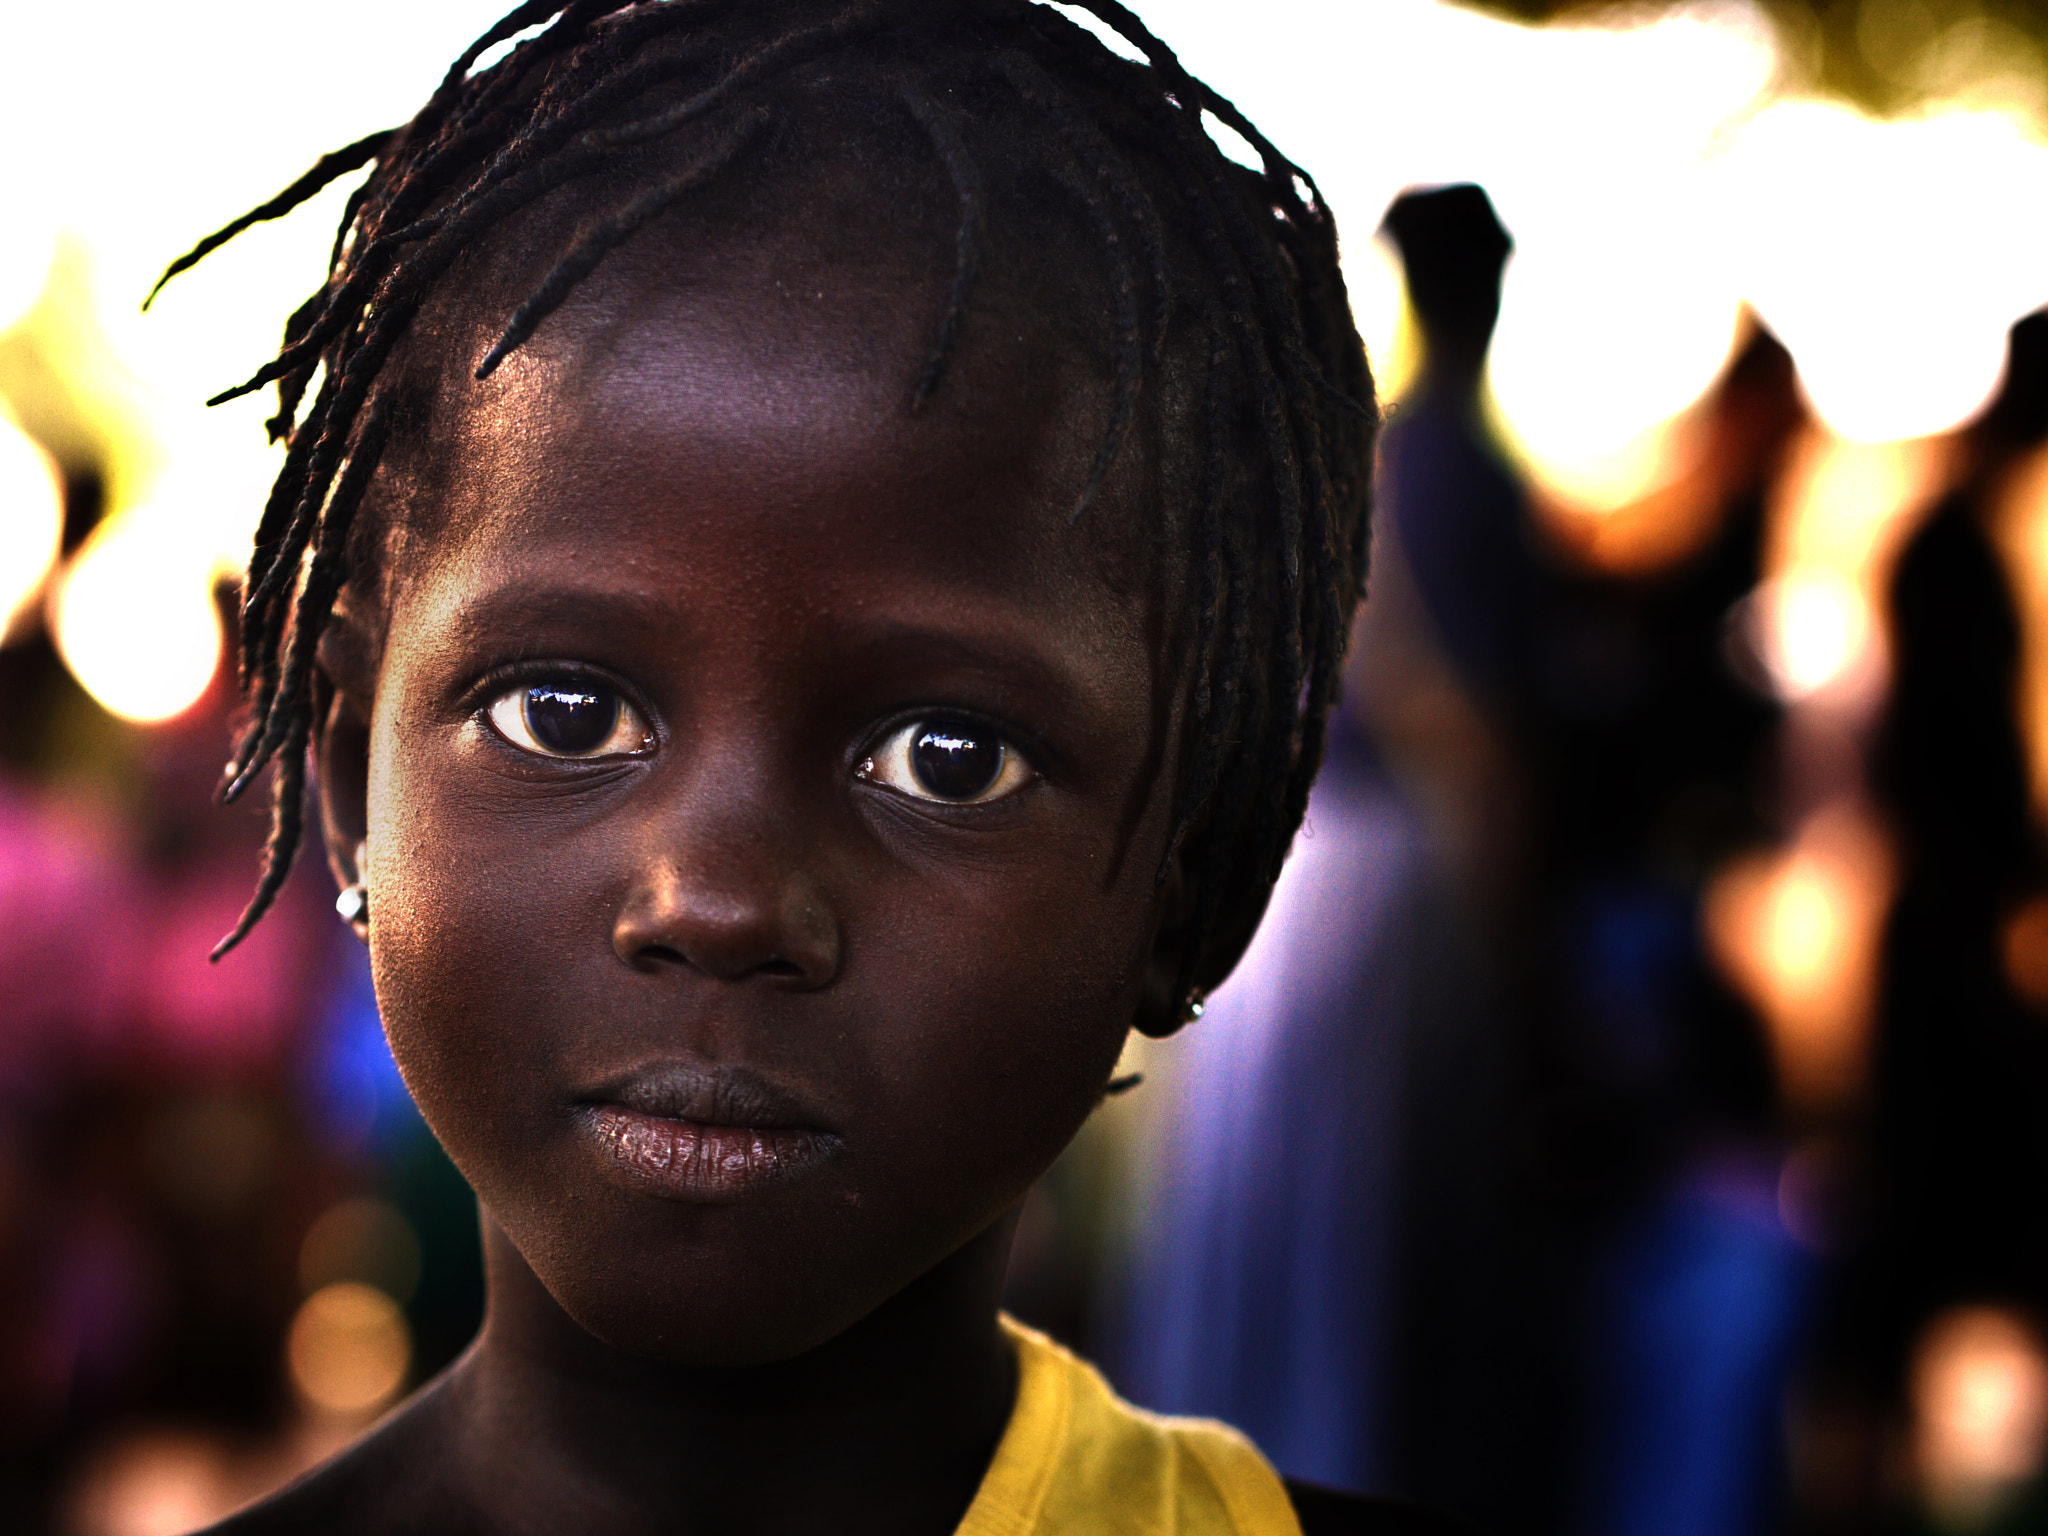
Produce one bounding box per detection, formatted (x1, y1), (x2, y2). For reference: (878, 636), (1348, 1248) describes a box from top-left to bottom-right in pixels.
(160, 0), (1376, 993)
(894, 66), (984, 410)
(474, 103), (774, 377)
(990, 49), (1145, 522)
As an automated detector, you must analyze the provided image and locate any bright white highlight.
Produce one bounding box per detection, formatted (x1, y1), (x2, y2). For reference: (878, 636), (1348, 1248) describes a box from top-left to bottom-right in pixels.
(1478, 7), (1773, 508)
(1724, 100), (2048, 444)
(1913, 1307), (2048, 1531)
(0, 224), (51, 339)
(1147, 1), (1780, 499)
(51, 509), (222, 725)
(1348, 231), (1420, 409)
(1746, 568), (1873, 702)
(1145, 0), (2048, 481)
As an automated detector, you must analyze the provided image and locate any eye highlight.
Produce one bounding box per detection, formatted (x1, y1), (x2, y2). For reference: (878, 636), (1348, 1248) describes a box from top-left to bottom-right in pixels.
(486, 678), (652, 759)
(858, 719), (1034, 805)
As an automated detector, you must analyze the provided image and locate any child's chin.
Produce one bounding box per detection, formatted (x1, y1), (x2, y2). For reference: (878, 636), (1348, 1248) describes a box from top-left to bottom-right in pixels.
(504, 1218), (902, 1367)
(549, 1275), (884, 1367)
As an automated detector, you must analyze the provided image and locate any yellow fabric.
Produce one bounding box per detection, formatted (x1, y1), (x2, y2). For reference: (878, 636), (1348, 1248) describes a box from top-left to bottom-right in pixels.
(955, 1316), (1303, 1536)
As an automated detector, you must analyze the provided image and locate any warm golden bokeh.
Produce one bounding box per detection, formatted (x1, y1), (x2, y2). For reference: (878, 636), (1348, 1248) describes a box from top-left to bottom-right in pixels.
(1705, 804), (1896, 1114)
(1759, 428), (1961, 706)
(1990, 444), (2048, 832)
(1912, 1307), (2048, 1532)
(2001, 896), (2048, 1011)
(286, 1283), (412, 1419)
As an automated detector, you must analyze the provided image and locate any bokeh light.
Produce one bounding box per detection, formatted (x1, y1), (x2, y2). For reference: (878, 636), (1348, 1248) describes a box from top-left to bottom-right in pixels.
(63, 1430), (236, 1536)
(1750, 428), (1959, 714)
(300, 1199), (423, 1307)
(286, 1281), (412, 1418)
(1768, 430), (1958, 582)
(1140, 0), (1782, 507)
(1991, 442), (2048, 830)
(1350, 231), (1420, 411)
(1156, 1), (2048, 488)
(50, 508), (222, 724)
(1486, 231), (1746, 514)
(1912, 1306), (2048, 1532)
(1744, 567), (1875, 703)
(0, 0), (497, 711)
(2001, 896), (2048, 1012)
(1724, 99), (2048, 444)
(0, 408), (63, 641)
(1705, 804), (1895, 1113)
(1443, 4), (1775, 507)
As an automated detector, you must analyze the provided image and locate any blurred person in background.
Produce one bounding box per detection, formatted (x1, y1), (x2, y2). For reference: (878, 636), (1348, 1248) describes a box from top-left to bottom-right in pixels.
(1800, 316), (2048, 1536)
(1097, 178), (1811, 1536)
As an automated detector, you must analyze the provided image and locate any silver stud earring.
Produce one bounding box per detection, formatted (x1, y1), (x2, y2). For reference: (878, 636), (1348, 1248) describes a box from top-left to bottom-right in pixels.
(337, 842), (369, 927)
(1182, 990), (1206, 1025)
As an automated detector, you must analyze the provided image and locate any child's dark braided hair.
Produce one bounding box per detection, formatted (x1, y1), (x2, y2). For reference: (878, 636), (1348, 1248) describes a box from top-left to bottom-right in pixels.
(162, 0), (1376, 1011)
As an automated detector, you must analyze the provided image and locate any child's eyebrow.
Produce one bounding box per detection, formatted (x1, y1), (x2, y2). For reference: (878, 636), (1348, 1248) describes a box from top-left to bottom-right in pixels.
(433, 580), (1130, 717)
(823, 615), (1109, 716)
(432, 581), (681, 652)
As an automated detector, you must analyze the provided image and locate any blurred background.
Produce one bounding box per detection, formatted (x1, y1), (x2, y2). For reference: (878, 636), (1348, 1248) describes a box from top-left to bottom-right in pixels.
(3, 0), (2048, 1531)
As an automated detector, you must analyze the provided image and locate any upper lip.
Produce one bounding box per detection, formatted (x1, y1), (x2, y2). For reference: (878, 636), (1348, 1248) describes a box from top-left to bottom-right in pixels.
(578, 1060), (829, 1131)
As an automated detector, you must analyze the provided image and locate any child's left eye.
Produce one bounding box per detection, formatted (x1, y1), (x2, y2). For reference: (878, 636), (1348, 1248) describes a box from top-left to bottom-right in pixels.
(486, 679), (653, 759)
(857, 719), (1034, 805)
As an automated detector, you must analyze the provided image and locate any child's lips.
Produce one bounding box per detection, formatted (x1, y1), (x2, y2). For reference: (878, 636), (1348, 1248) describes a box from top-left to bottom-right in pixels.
(574, 1061), (842, 1201)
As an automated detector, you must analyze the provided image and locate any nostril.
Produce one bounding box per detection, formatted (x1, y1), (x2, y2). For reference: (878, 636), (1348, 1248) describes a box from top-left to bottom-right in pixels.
(633, 942), (690, 971)
(629, 944), (806, 982)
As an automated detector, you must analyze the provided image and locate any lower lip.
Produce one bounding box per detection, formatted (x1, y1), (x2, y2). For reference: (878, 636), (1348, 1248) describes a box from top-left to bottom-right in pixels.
(579, 1105), (841, 1201)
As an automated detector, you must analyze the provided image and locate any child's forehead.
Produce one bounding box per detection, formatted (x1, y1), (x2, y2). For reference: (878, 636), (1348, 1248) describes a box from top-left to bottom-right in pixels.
(371, 141), (1190, 602)
(373, 218), (1185, 632)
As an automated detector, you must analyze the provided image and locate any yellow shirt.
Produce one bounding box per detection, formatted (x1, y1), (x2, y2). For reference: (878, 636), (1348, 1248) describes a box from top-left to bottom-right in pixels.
(957, 1317), (1303, 1536)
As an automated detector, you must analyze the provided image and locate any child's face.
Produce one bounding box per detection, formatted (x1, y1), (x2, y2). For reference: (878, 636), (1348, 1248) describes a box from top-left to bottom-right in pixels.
(326, 243), (1189, 1364)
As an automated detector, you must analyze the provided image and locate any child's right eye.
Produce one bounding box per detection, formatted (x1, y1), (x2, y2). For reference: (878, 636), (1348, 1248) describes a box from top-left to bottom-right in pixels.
(486, 680), (653, 759)
(856, 718), (1035, 805)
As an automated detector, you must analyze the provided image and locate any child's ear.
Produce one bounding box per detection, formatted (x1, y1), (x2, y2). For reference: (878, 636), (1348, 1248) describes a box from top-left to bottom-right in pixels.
(313, 614), (376, 941)
(1132, 855), (1196, 1040)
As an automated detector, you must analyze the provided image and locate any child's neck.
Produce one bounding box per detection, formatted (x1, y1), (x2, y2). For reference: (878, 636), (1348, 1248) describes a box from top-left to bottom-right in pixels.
(434, 1215), (1019, 1536)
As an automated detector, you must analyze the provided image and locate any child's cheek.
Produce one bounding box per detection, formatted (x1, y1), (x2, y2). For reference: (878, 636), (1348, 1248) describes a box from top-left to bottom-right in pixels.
(837, 816), (1157, 1210)
(359, 716), (552, 1189)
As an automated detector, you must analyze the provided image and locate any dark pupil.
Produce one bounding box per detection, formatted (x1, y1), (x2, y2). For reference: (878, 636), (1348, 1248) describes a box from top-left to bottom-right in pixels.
(911, 724), (1002, 800)
(525, 685), (617, 755)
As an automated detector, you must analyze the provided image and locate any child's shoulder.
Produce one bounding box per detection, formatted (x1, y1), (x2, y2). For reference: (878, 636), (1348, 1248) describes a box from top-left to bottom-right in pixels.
(196, 1329), (1483, 1536)
(197, 1377), (469, 1536)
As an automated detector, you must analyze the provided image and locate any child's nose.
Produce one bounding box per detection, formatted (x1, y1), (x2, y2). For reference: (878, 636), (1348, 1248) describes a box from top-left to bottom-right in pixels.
(609, 773), (841, 989)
